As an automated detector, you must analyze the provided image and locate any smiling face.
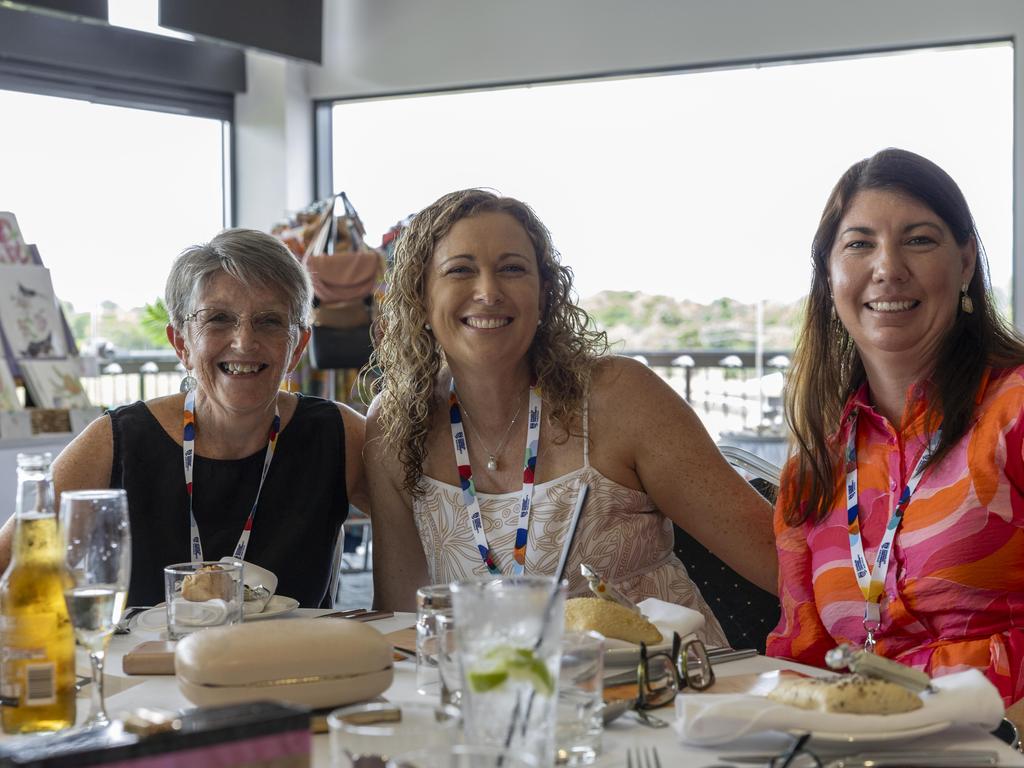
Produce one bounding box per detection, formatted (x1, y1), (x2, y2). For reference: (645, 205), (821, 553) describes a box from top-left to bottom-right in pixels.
(170, 271), (309, 417)
(828, 188), (976, 379)
(424, 212), (543, 375)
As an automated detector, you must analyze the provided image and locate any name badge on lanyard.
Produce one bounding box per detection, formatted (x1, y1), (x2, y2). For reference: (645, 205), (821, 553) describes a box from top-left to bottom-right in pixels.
(844, 408), (940, 652)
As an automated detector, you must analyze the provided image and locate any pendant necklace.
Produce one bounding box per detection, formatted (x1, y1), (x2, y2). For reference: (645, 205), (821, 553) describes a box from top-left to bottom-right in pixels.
(458, 395), (524, 471)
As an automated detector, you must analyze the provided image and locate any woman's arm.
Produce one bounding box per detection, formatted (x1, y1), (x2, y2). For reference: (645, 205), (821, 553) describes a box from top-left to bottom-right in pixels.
(0, 414), (114, 574)
(365, 398), (429, 611)
(590, 357), (779, 593)
(338, 403), (369, 514)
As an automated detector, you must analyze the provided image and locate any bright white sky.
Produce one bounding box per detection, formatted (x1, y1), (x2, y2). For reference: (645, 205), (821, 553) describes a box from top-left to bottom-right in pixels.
(0, 42), (1012, 319)
(333, 44), (1013, 308)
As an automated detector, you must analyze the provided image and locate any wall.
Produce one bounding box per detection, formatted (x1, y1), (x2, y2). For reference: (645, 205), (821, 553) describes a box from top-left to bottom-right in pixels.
(272, 0), (1024, 320)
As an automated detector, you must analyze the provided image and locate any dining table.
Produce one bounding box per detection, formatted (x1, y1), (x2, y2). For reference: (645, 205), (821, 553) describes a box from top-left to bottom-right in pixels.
(5, 607), (1023, 766)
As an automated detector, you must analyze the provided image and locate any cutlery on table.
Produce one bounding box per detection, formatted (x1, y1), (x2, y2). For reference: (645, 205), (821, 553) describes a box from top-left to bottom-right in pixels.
(114, 606), (152, 635)
(720, 750), (1000, 767)
(627, 745), (663, 768)
(318, 609), (394, 622)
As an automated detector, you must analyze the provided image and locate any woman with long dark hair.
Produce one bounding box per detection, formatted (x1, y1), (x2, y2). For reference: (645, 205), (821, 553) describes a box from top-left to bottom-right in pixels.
(769, 148), (1024, 710)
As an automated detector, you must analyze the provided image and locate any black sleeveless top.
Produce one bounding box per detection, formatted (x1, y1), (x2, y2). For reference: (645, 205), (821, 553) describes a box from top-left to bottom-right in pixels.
(108, 394), (349, 608)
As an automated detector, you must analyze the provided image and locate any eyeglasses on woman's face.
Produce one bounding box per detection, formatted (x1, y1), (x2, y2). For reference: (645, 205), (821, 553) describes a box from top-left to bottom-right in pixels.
(185, 307), (296, 340)
(636, 631), (715, 710)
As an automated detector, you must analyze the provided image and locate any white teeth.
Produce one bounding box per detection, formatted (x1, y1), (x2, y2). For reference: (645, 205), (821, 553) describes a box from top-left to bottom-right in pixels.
(868, 300), (916, 312)
(465, 316), (510, 329)
(222, 362), (261, 374)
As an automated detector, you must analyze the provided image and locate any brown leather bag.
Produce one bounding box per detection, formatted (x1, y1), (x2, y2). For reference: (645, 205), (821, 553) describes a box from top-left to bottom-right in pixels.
(305, 248), (382, 304)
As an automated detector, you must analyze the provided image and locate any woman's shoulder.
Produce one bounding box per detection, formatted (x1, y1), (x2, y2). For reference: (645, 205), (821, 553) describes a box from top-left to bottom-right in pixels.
(111, 394), (181, 437)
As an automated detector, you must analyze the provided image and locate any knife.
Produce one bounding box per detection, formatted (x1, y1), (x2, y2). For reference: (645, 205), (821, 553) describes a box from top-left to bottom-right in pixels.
(720, 750), (999, 767)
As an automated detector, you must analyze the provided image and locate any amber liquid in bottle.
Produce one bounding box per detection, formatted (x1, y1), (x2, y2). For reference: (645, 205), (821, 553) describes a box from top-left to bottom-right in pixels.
(0, 454), (75, 733)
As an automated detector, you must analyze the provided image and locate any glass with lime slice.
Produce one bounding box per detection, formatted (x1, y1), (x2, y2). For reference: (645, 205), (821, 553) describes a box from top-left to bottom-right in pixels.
(451, 576), (566, 768)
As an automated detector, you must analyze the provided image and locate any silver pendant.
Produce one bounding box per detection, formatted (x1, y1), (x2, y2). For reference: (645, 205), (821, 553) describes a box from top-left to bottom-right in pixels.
(179, 374), (198, 393)
(486, 455), (498, 471)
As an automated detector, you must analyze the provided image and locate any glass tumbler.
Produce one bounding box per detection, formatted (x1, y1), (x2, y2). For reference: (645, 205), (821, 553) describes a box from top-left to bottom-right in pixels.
(415, 583), (452, 696)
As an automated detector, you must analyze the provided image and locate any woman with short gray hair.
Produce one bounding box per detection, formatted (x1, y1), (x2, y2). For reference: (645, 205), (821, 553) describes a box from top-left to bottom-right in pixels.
(0, 228), (367, 609)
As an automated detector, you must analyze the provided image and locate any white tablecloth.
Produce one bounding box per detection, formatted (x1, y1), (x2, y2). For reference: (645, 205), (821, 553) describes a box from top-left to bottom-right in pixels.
(5, 608), (1022, 766)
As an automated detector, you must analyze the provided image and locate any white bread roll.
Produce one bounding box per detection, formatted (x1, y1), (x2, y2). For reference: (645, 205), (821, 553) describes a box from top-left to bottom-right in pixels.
(767, 673), (924, 714)
(564, 597), (663, 644)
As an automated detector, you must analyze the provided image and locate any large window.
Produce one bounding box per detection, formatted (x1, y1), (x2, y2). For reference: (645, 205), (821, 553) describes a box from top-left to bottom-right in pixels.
(326, 43), (1013, 351)
(0, 88), (229, 351)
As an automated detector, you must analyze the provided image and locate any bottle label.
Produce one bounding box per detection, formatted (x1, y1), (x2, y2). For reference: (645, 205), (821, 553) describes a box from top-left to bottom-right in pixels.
(22, 663), (55, 705)
(1, 613), (60, 707)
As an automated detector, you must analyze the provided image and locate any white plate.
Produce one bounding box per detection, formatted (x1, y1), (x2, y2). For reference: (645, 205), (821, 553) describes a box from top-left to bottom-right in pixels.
(795, 720), (953, 745)
(135, 595), (300, 632)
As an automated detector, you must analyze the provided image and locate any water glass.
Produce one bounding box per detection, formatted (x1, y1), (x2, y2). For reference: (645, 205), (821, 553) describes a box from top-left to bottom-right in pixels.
(387, 744), (539, 768)
(61, 489), (131, 728)
(163, 561), (243, 640)
(450, 576), (566, 767)
(328, 701), (460, 768)
(556, 631), (604, 766)
(436, 612), (461, 708)
(416, 583), (452, 696)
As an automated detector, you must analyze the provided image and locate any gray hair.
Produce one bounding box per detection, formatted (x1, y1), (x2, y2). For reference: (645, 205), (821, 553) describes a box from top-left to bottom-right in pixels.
(165, 228), (312, 330)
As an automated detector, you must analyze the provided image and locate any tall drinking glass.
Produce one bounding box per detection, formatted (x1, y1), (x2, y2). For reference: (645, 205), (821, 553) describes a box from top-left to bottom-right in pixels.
(60, 490), (131, 727)
(450, 576), (565, 767)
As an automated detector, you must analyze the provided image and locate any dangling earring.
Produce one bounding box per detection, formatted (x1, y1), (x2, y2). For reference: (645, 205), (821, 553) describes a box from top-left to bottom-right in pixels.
(960, 283), (974, 314)
(179, 370), (197, 393)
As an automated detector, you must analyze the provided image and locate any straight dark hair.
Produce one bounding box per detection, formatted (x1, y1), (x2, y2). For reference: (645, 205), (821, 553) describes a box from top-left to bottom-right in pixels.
(784, 148), (1024, 526)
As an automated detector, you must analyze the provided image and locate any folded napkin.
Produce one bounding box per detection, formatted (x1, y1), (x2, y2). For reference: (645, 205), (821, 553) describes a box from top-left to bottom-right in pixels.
(219, 557), (277, 615)
(637, 597), (705, 639)
(674, 668), (1004, 746)
(172, 597), (230, 627)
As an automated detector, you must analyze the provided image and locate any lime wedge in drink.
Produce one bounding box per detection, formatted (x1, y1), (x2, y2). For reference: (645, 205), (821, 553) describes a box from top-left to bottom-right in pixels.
(467, 646), (555, 696)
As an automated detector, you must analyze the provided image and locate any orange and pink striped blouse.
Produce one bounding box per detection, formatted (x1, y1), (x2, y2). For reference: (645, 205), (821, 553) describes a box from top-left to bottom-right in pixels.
(767, 365), (1024, 705)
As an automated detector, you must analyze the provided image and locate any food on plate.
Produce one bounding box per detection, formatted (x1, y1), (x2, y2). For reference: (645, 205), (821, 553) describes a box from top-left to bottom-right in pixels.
(766, 673), (924, 714)
(181, 565), (234, 602)
(564, 597), (662, 644)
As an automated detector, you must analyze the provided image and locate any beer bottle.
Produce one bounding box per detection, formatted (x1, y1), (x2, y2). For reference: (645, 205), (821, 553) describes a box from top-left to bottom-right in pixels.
(0, 453), (75, 733)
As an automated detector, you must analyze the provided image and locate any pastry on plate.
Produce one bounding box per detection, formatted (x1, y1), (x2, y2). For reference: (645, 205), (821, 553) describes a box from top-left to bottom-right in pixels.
(181, 564), (234, 602)
(564, 597), (662, 644)
(766, 673), (924, 714)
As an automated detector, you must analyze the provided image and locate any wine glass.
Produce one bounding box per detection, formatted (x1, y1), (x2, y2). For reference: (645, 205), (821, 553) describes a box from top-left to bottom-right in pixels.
(60, 490), (131, 727)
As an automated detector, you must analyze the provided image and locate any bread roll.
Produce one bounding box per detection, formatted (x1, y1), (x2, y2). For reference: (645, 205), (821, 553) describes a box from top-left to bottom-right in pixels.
(564, 597), (662, 645)
(766, 673), (924, 714)
(181, 565), (234, 602)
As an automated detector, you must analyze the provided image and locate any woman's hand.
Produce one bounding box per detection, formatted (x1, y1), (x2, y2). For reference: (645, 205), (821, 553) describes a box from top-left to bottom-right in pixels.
(589, 357), (779, 594)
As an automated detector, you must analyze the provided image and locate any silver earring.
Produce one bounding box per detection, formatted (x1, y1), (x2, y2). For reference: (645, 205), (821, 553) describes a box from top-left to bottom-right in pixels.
(425, 323), (432, 331)
(960, 283), (974, 314)
(179, 371), (197, 393)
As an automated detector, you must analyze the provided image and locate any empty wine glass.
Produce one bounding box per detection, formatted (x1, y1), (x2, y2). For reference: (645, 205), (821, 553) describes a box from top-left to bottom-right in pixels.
(60, 490), (131, 727)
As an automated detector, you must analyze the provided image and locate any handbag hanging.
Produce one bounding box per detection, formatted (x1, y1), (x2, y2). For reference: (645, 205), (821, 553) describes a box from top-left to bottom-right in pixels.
(300, 193), (384, 305)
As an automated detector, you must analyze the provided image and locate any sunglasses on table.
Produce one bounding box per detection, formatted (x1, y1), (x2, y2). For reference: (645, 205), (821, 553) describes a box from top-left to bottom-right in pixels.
(636, 631), (716, 710)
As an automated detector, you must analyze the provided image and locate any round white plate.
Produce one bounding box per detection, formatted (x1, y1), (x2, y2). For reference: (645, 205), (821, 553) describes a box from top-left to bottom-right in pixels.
(135, 595), (300, 632)
(795, 719), (952, 745)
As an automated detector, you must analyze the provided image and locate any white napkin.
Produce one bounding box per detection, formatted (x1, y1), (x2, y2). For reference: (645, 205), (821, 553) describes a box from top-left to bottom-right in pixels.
(219, 557), (277, 615)
(171, 597), (229, 627)
(637, 597), (705, 639)
(674, 668), (1004, 746)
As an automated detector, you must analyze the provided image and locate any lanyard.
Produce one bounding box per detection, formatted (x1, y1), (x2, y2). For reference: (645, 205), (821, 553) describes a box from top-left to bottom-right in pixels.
(183, 388), (281, 563)
(844, 407), (940, 651)
(448, 379), (542, 576)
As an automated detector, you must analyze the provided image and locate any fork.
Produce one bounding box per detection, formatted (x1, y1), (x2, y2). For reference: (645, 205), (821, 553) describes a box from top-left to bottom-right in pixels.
(627, 745), (662, 768)
(113, 606), (151, 634)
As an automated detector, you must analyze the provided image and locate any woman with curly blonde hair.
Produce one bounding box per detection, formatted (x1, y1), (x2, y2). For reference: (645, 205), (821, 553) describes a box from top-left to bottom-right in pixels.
(365, 189), (776, 635)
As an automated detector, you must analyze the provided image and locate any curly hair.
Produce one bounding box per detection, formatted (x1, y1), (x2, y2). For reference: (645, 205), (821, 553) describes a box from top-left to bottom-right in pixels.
(365, 189), (609, 495)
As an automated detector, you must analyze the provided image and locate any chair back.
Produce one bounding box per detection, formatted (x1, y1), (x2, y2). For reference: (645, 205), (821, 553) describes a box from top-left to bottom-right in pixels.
(673, 445), (782, 652)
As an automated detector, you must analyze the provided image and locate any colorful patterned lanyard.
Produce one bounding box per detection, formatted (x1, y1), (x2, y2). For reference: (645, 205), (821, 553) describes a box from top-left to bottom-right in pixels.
(844, 407), (940, 652)
(448, 379), (542, 576)
(182, 388), (281, 563)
